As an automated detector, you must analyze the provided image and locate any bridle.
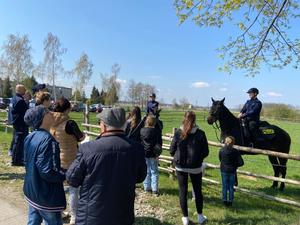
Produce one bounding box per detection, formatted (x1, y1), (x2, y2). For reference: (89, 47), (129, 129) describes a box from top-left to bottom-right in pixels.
(209, 113), (222, 143)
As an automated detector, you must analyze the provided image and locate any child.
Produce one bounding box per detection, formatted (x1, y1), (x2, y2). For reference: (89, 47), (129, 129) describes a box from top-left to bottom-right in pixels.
(140, 116), (162, 196)
(219, 136), (244, 206)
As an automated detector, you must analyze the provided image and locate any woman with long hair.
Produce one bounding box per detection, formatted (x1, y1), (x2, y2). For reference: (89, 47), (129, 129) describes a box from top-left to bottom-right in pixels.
(51, 97), (85, 225)
(125, 106), (144, 142)
(170, 111), (209, 225)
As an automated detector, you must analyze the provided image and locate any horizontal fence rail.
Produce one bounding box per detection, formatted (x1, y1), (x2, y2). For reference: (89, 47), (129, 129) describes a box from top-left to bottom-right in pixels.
(164, 133), (300, 161)
(80, 123), (300, 208)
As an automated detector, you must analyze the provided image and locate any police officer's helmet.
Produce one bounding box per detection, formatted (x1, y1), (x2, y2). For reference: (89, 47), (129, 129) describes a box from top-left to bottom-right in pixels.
(247, 88), (259, 94)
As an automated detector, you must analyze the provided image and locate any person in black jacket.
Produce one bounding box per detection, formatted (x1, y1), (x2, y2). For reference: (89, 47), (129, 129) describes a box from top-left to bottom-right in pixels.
(140, 116), (162, 195)
(125, 106), (144, 142)
(219, 136), (244, 206)
(10, 84), (29, 166)
(170, 111), (209, 225)
(66, 107), (147, 225)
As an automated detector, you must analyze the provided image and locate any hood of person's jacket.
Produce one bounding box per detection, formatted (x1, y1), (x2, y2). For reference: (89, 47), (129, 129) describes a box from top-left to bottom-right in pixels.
(52, 112), (69, 127)
(179, 125), (199, 134)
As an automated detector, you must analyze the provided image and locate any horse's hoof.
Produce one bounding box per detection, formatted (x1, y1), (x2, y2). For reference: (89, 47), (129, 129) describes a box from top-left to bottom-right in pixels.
(279, 185), (285, 192)
(279, 187), (285, 192)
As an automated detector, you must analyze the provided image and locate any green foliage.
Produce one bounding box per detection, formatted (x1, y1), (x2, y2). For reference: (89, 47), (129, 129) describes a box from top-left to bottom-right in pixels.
(261, 103), (300, 121)
(90, 86), (106, 104)
(174, 0), (300, 76)
(71, 89), (86, 102)
(2, 76), (13, 98)
(21, 75), (37, 94)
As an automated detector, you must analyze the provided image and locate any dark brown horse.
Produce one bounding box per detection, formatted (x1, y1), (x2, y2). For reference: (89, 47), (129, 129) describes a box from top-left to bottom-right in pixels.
(207, 98), (291, 191)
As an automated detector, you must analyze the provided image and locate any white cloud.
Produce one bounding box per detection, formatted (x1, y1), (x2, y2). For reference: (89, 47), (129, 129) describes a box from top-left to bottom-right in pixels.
(219, 87), (228, 92)
(191, 81), (210, 88)
(116, 78), (127, 85)
(267, 92), (283, 97)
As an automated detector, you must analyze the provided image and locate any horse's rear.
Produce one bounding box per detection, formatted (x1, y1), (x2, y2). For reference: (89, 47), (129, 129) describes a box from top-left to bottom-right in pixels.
(257, 123), (291, 191)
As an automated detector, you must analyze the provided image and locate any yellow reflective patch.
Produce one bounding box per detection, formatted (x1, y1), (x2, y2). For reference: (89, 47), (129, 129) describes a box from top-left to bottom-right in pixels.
(262, 129), (275, 135)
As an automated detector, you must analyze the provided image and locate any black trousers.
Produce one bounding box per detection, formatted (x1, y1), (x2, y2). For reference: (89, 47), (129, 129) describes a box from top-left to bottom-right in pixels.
(176, 170), (203, 217)
(11, 126), (28, 166)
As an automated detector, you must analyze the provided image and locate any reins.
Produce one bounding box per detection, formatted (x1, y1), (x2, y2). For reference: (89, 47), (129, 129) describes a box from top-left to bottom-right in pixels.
(212, 120), (222, 143)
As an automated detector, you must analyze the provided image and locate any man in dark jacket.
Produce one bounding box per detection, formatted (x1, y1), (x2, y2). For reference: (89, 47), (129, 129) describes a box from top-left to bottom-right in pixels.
(146, 93), (159, 116)
(66, 107), (147, 225)
(23, 105), (66, 225)
(238, 87), (262, 143)
(10, 84), (29, 166)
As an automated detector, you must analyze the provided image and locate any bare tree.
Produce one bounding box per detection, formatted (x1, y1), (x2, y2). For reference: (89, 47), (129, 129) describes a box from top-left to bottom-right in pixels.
(72, 52), (93, 95)
(127, 79), (136, 105)
(180, 97), (190, 110)
(0, 34), (33, 82)
(43, 32), (67, 100)
(101, 64), (121, 106)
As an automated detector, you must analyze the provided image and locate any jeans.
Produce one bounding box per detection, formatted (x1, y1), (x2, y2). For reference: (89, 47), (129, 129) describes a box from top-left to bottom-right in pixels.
(221, 172), (235, 202)
(69, 186), (79, 218)
(176, 171), (203, 217)
(143, 158), (159, 192)
(27, 205), (62, 225)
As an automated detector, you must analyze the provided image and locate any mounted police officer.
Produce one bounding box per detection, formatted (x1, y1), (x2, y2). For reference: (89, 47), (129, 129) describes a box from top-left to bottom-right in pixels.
(146, 93), (159, 116)
(238, 88), (262, 144)
(146, 93), (163, 132)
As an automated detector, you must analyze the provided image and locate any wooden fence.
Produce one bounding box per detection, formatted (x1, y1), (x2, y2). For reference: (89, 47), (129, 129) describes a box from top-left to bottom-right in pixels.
(81, 123), (300, 208)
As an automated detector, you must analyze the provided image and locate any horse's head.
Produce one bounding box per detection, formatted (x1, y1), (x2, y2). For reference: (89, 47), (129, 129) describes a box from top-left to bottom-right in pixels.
(207, 97), (225, 125)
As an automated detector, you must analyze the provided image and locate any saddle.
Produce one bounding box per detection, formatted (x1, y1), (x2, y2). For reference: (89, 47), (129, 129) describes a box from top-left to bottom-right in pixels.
(258, 121), (276, 140)
(241, 120), (276, 145)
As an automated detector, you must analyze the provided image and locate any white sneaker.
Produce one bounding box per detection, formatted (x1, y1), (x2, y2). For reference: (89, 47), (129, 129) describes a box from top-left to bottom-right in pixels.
(198, 214), (207, 224)
(181, 216), (189, 225)
(70, 215), (76, 225)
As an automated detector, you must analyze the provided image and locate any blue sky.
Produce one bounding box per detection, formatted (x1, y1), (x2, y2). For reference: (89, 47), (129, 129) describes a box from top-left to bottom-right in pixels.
(0, 0), (299, 107)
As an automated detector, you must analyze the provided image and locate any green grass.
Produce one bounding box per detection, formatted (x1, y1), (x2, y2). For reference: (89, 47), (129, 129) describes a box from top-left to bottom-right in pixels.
(0, 110), (300, 224)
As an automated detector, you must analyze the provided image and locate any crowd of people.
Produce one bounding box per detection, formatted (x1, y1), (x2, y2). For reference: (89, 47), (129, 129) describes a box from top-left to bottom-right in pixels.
(6, 83), (250, 225)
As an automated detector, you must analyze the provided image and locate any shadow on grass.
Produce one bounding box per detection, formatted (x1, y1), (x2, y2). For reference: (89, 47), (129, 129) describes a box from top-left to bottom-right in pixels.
(0, 172), (25, 180)
(134, 217), (173, 225)
(256, 185), (300, 201)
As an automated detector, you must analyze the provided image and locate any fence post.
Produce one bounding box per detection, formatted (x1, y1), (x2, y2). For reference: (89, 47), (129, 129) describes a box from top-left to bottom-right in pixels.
(84, 103), (90, 132)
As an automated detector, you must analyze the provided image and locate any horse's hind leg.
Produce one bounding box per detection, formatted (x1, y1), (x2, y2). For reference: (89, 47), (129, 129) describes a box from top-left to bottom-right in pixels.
(278, 158), (288, 191)
(268, 156), (280, 188)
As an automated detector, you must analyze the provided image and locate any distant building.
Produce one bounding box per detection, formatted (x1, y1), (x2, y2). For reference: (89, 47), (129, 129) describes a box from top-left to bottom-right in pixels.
(46, 84), (72, 99)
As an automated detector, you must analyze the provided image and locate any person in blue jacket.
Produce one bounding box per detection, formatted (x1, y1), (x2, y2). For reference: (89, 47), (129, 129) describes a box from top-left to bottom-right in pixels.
(238, 88), (262, 143)
(23, 105), (66, 225)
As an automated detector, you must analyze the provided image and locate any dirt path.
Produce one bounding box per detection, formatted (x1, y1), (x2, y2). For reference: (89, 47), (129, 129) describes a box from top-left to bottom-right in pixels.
(0, 188), (166, 225)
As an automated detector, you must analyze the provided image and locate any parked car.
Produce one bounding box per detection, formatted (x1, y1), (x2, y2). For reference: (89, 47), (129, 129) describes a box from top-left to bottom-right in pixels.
(89, 103), (105, 113)
(70, 101), (86, 112)
(0, 98), (11, 109)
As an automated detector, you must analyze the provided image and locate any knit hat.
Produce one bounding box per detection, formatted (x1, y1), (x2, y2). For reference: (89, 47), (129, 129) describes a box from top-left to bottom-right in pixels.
(24, 105), (48, 129)
(96, 107), (126, 128)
